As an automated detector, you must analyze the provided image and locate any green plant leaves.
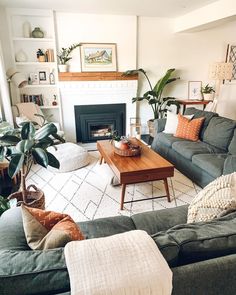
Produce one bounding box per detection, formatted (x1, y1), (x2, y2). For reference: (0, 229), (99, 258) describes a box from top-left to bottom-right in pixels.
(46, 151), (60, 169)
(0, 196), (10, 216)
(153, 68), (175, 94)
(16, 140), (34, 153)
(8, 153), (24, 178)
(0, 135), (20, 145)
(21, 122), (35, 140)
(32, 148), (48, 168)
(34, 123), (57, 140)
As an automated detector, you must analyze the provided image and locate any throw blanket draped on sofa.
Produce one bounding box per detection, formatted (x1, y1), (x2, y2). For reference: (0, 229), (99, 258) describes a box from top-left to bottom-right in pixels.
(65, 230), (172, 295)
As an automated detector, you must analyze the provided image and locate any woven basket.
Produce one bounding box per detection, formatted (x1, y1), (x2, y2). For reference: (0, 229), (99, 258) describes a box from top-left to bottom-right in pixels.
(113, 145), (141, 157)
(8, 184), (45, 210)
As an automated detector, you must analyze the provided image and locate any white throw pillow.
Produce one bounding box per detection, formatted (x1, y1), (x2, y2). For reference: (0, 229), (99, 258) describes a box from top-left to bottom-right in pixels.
(163, 111), (193, 134)
(187, 172), (236, 223)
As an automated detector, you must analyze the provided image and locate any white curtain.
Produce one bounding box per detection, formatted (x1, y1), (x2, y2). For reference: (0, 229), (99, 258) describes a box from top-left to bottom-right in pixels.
(0, 41), (13, 125)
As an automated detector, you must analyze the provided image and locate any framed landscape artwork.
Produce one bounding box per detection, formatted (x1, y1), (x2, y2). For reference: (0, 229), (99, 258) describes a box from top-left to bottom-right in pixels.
(188, 81), (202, 100)
(80, 43), (117, 72)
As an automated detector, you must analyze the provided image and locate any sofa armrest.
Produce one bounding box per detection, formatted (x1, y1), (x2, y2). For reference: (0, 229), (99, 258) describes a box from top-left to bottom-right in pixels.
(154, 118), (167, 134)
(223, 155), (236, 175)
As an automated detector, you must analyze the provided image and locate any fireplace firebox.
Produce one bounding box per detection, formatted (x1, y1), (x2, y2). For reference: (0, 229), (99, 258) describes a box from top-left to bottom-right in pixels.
(74, 104), (126, 143)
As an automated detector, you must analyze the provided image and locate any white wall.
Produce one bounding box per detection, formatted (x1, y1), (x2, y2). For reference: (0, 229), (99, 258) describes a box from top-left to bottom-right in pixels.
(55, 13), (137, 72)
(138, 17), (236, 127)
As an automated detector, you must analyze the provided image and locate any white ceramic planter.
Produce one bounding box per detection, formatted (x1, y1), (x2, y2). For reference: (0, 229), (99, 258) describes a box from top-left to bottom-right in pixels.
(58, 64), (69, 72)
(203, 93), (214, 101)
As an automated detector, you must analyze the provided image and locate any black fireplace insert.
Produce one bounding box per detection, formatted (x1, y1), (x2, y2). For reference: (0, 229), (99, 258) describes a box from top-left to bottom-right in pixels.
(74, 104), (126, 143)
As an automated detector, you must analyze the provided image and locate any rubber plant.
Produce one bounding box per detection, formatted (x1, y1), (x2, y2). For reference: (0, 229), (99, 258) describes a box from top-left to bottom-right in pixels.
(124, 68), (180, 119)
(0, 196), (10, 216)
(57, 43), (81, 65)
(0, 122), (63, 204)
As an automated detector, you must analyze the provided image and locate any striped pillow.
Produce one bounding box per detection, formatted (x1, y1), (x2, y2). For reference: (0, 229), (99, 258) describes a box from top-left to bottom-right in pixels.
(175, 114), (204, 141)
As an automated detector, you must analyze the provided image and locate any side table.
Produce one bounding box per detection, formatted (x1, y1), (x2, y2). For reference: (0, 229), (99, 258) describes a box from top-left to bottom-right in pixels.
(177, 99), (212, 114)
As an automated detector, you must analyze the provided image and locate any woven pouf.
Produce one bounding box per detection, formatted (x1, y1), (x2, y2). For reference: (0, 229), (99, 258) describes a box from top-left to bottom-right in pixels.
(47, 143), (89, 173)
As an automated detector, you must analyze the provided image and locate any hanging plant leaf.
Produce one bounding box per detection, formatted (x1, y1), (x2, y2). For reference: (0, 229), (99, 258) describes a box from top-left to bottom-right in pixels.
(32, 148), (48, 168)
(8, 153), (24, 178)
(46, 151), (60, 169)
(21, 122), (36, 140)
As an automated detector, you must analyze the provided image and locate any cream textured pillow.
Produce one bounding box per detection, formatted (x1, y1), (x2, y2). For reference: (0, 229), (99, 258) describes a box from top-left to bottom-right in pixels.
(163, 111), (193, 134)
(187, 172), (236, 223)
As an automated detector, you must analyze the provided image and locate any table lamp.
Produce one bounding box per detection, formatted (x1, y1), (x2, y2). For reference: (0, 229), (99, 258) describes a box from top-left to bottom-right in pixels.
(6, 68), (27, 105)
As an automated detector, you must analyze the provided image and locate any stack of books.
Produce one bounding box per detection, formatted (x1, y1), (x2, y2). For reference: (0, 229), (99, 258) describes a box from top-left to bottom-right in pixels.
(45, 49), (54, 62)
(20, 94), (44, 106)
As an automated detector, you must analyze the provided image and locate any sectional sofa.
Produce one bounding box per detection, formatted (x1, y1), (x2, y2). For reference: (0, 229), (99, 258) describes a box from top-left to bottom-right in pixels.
(1, 205), (236, 295)
(151, 108), (236, 187)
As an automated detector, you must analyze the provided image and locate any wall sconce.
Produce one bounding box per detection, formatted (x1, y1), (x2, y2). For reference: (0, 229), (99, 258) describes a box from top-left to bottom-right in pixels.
(6, 68), (27, 105)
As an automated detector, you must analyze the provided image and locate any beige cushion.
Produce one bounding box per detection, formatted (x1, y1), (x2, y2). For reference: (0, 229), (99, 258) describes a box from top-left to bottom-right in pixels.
(65, 230), (172, 295)
(47, 142), (89, 173)
(187, 172), (236, 223)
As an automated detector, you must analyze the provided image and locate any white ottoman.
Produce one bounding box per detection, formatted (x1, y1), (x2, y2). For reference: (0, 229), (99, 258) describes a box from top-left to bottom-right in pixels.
(47, 142), (89, 173)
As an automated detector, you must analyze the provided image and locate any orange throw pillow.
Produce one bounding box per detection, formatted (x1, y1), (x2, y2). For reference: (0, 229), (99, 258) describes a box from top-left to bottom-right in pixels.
(175, 114), (204, 141)
(21, 204), (84, 250)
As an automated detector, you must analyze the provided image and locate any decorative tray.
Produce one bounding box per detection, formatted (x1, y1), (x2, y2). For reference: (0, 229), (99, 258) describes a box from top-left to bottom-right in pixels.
(113, 144), (141, 157)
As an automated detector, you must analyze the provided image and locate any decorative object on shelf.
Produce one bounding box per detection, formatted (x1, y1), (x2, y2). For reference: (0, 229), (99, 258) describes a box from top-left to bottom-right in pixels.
(36, 49), (45, 62)
(29, 72), (39, 85)
(22, 21), (31, 38)
(15, 49), (28, 62)
(38, 68), (50, 84)
(32, 27), (44, 38)
(225, 44), (236, 81)
(188, 81), (202, 100)
(0, 121), (64, 209)
(6, 68), (27, 105)
(49, 70), (55, 84)
(130, 117), (141, 139)
(57, 43), (81, 72)
(52, 95), (57, 106)
(124, 68), (180, 137)
(201, 84), (215, 101)
(80, 43), (117, 72)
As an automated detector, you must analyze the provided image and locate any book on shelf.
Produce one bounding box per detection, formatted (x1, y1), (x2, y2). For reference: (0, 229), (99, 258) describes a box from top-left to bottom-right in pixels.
(45, 49), (54, 62)
(20, 94), (44, 106)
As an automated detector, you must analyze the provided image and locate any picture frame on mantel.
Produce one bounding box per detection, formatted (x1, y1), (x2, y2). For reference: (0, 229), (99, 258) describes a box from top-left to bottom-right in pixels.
(188, 81), (202, 100)
(80, 43), (117, 72)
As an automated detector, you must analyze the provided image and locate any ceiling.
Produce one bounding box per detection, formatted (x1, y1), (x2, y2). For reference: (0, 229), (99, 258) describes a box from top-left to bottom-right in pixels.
(0, 0), (219, 17)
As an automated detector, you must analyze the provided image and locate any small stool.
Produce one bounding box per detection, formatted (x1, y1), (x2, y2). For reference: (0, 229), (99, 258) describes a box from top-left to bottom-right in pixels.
(47, 143), (89, 173)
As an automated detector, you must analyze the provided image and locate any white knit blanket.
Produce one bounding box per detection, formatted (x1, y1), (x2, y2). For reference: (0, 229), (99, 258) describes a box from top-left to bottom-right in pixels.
(65, 230), (172, 295)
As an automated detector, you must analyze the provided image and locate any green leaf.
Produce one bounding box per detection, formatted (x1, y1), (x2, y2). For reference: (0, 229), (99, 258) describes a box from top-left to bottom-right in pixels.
(32, 148), (48, 168)
(148, 98), (158, 105)
(0, 196), (10, 216)
(35, 137), (54, 149)
(34, 123), (57, 140)
(0, 135), (20, 145)
(153, 68), (176, 95)
(50, 133), (66, 143)
(132, 97), (144, 103)
(8, 153), (24, 178)
(16, 140), (34, 153)
(21, 122), (36, 140)
(0, 146), (4, 161)
(46, 151), (60, 169)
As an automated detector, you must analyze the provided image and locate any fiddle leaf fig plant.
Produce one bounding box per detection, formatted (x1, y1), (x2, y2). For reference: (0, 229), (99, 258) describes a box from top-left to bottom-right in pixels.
(0, 122), (64, 203)
(124, 68), (180, 119)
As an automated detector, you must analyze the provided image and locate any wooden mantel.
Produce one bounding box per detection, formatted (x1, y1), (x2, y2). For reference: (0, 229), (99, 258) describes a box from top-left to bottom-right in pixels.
(58, 72), (138, 81)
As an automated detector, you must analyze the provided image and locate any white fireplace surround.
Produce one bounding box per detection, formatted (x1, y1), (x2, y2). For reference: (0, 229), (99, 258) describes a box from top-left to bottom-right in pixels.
(59, 80), (138, 142)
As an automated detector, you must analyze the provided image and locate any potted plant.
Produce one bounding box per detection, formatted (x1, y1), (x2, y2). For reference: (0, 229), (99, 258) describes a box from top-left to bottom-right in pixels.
(124, 68), (180, 137)
(0, 122), (64, 209)
(201, 84), (215, 101)
(57, 43), (81, 72)
(0, 196), (10, 216)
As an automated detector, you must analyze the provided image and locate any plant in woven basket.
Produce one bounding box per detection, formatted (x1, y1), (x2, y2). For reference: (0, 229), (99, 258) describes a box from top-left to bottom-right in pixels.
(0, 122), (64, 208)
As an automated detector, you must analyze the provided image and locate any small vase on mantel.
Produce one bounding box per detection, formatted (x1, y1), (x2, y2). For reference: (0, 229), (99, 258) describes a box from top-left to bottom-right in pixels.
(23, 21), (31, 38)
(32, 27), (44, 38)
(58, 64), (69, 72)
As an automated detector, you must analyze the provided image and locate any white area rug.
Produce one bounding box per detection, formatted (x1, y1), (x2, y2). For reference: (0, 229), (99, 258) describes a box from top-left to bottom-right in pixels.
(26, 151), (201, 222)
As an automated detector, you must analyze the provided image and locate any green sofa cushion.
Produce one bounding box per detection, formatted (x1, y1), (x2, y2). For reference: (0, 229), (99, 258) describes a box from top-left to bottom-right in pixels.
(155, 133), (186, 148)
(223, 155), (236, 175)
(192, 153), (227, 178)
(153, 211), (236, 267)
(172, 141), (223, 160)
(184, 107), (218, 140)
(203, 116), (236, 151)
(131, 205), (188, 235)
(0, 249), (69, 295)
(229, 129), (236, 155)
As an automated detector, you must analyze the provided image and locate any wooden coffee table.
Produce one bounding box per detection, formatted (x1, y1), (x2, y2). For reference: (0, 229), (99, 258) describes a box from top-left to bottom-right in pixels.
(97, 139), (174, 210)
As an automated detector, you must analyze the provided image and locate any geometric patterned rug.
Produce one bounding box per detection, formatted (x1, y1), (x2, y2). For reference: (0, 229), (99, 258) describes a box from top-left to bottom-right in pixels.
(26, 151), (201, 222)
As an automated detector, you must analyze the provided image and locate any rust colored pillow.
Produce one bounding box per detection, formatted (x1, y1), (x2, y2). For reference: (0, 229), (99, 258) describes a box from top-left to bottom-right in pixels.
(21, 204), (84, 250)
(175, 114), (205, 141)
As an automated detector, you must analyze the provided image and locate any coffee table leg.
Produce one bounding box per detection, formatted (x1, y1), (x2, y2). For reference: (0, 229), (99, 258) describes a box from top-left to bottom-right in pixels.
(120, 184), (126, 210)
(164, 178), (171, 202)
